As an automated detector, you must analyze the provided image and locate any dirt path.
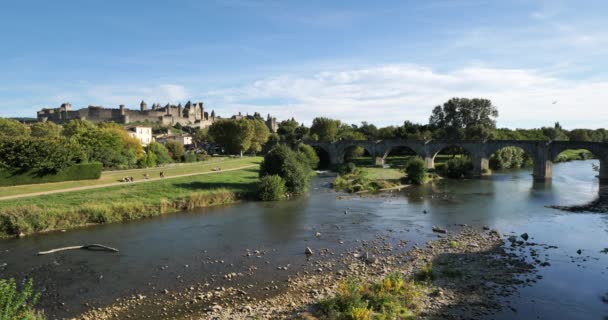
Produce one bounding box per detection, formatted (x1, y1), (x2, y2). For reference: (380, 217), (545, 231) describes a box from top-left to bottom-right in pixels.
(0, 165), (258, 201)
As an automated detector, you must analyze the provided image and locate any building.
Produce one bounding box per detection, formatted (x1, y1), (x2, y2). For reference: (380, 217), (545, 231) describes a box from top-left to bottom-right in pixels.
(231, 112), (278, 133)
(37, 101), (216, 128)
(155, 134), (193, 146)
(126, 126), (153, 146)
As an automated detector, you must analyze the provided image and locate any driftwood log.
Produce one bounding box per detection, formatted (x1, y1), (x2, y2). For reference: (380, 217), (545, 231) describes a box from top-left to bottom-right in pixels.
(37, 244), (119, 255)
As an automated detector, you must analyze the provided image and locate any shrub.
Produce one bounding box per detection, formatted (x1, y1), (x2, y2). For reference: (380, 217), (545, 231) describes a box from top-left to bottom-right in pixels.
(184, 152), (198, 163)
(405, 157), (426, 185)
(441, 158), (473, 178)
(0, 278), (43, 320)
(297, 144), (320, 169)
(257, 175), (287, 201)
(165, 141), (186, 162)
(316, 274), (418, 320)
(0, 162), (102, 187)
(338, 162), (357, 175)
(138, 151), (157, 168)
(259, 145), (312, 195)
(147, 142), (173, 165)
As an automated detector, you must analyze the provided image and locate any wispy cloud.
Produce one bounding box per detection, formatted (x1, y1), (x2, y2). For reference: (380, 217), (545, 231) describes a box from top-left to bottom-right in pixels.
(203, 64), (608, 129)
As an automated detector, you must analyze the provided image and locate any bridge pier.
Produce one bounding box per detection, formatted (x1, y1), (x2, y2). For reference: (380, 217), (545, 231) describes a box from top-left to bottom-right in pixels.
(600, 158), (608, 181)
(424, 156), (435, 170)
(471, 154), (490, 177)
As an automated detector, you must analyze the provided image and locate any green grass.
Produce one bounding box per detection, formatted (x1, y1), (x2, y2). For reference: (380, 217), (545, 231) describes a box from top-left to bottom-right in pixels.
(360, 167), (404, 181)
(0, 159), (262, 237)
(0, 157), (258, 198)
(554, 149), (595, 162)
(315, 274), (419, 319)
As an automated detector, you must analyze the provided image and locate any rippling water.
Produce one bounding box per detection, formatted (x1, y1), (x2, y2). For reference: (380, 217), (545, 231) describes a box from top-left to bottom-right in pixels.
(0, 160), (606, 319)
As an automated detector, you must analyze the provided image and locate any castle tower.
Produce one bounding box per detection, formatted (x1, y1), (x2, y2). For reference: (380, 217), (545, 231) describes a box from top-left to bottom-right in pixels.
(177, 103), (183, 118)
(119, 104), (126, 115)
(140, 100), (148, 111)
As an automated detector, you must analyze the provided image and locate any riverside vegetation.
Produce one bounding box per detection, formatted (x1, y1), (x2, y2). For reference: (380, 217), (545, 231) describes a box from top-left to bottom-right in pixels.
(0, 157), (261, 238)
(0, 278), (44, 320)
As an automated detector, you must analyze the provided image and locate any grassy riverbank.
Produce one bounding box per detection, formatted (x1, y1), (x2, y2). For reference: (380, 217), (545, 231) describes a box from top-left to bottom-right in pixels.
(0, 157), (262, 237)
(0, 157), (248, 198)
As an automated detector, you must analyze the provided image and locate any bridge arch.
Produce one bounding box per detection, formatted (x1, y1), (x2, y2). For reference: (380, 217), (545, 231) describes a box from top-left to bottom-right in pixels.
(335, 141), (377, 165)
(550, 141), (608, 180)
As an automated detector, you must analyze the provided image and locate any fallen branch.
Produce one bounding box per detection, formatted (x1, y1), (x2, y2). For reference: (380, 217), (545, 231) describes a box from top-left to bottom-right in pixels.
(37, 244), (119, 255)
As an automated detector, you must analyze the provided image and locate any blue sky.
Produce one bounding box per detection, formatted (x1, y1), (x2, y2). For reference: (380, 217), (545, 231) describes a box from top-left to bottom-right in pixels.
(1, 0), (607, 128)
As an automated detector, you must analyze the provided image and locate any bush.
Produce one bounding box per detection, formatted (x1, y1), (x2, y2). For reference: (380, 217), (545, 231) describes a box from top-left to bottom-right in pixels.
(259, 145), (312, 195)
(441, 158), (473, 178)
(257, 175), (287, 201)
(0, 277), (43, 320)
(165, 141), (186, 162)
(138, 151), (157, 168)
(405, 157), (426, 185)
(147, 142), (173, 165)
(297, 144), (320, 169)
(489, 147), (530, 169)
(184, 152), (198, 163)
(338, 162), (357, 175)
(0, 162), (102, 187)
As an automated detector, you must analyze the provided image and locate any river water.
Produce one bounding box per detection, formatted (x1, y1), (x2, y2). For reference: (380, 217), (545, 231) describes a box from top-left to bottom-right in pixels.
(0, 160), (607, 319)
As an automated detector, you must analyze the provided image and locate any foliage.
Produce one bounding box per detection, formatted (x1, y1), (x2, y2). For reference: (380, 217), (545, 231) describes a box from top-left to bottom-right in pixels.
(310, 117), (341, 142)
(249, 120), (270, 154)
(0, 118), (30, 138)
(429, 98), (498, 140)
(165, 141), (186, 162)
(208, 119), (255, 156)
(0, 163), (102, 187)
(405, 157), (426, 185)
(138, 151), (157, 168)
(184, 152), (198, 163)
(338, 162), (357, 175)
(0, 137), (84, 174)
(146, 142), (173, 165)
(30, 122), (62, 138)
(257, 175), (287, 201)
(489, 147), (531, 170)
(192, 127), (209, 147)
(414, 262), (435, 282)
(259, 145), (312, 195)
(440, 158), (473, 178)
(0, 277), (43, 320)
(298, 144), (320, 169)
(315, 274), (418, 320)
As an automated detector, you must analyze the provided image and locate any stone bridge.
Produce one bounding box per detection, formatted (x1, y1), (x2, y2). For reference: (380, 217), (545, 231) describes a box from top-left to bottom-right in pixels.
(305, 139), (608, 180)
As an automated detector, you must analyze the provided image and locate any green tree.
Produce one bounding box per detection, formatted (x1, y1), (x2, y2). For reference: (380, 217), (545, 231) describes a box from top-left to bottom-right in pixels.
(208, 119), (255, 157)
(249, 120), (270, 154)
(405, 157), (426, 185)
(192, 127), (209, 147)
(310, 117), (341, 142)
(429, 98), (498, 140)
(165, 141), (186, 162)
(30, 121), (62, 138)
(146, 142), (173, 165)
(0, 118), (30, 139)
(568, 129), (592, 142)
(259, 145), (312, 195)
(257, 175), (287, 201)
(298, 144), (320, 169)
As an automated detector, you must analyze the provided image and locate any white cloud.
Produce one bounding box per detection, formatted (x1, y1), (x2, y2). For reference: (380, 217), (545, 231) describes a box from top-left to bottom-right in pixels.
(203, 64), (608, 129)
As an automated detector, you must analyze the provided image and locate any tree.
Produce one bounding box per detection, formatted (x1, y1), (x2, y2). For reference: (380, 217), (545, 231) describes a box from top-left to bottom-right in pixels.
(259, 145), (312, 195)
(298, 144), (320, 169)
(249, 120), (270, 154)
(147, 142), (173, 165)
(429, 98), (498, 140)
(30, 121), (62, 138)
(192, 127), (209, 147)
(405, 157), (426, 185)
(0, 118), (30, 139)
(568, 129), (592, 142)
(310, 117), (341, 142)
(165, 141), (186, 162)
(257, 175), (287, 201)
(208, 119), (254, 157)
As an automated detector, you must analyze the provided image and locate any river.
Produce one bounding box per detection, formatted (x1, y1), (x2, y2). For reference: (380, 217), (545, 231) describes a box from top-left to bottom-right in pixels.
(0, 160), (607, 319)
